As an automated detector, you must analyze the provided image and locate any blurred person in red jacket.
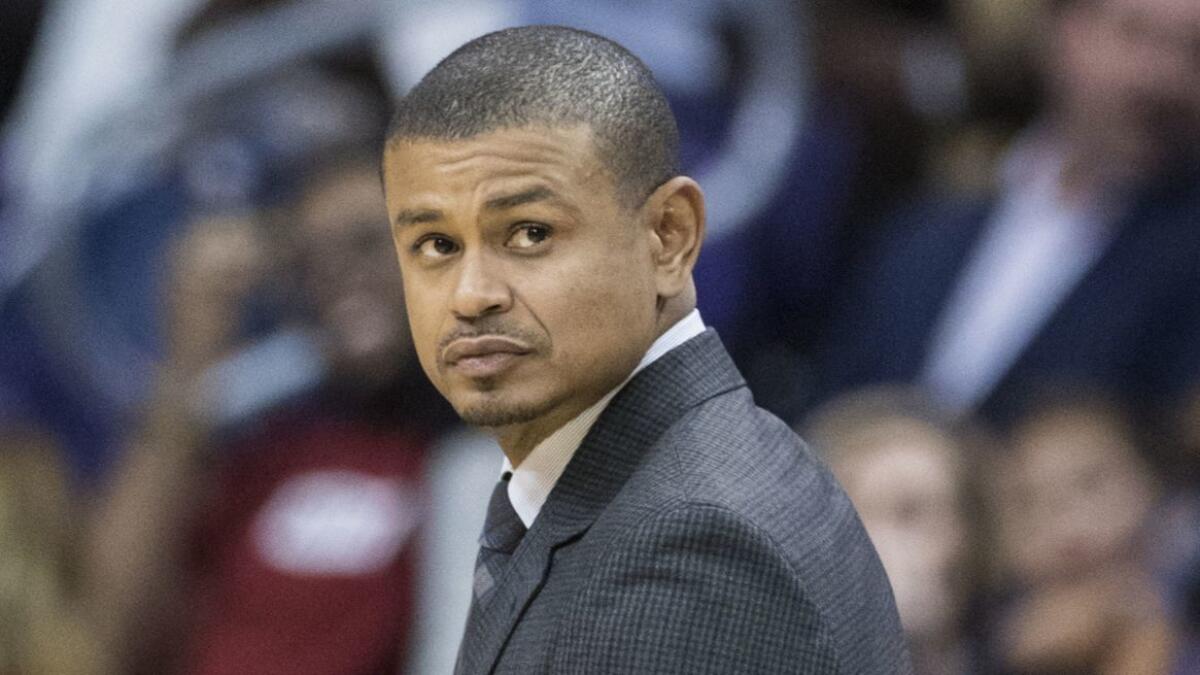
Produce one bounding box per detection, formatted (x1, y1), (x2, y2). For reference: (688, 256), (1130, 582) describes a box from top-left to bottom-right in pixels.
(86, 150), (449, 675)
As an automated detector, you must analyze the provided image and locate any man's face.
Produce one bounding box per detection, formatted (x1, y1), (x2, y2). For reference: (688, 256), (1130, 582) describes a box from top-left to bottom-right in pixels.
(1051, 0), (1200, 169)
(381, 126), (660, 438)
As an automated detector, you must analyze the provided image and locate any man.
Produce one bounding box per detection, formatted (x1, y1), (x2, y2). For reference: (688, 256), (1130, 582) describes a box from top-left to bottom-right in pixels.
(380, 26), (908, 674)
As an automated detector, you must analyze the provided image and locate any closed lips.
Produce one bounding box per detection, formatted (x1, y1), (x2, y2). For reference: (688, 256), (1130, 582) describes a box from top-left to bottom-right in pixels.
(443, 337), (532, 364)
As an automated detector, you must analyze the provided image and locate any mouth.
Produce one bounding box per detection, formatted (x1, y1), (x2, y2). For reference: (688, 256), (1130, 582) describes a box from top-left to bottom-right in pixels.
(442, 336), (533, 378)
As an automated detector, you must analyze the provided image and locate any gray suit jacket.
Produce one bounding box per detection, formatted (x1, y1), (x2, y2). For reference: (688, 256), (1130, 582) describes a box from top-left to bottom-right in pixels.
(456, 330), (911, 674)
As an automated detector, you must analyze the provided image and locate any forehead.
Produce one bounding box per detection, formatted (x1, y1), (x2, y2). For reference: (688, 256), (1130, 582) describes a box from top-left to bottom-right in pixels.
(1010, 414), (1135, 483)
(841, 422), (957, 475)
(382, 125), (613, 206)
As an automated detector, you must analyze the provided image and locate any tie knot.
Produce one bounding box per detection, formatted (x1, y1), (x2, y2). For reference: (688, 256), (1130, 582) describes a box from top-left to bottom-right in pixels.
(480, 473), (525, 554)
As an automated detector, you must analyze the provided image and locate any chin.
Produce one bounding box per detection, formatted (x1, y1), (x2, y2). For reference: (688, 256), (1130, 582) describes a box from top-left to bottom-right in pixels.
(453, 392), (553, 429)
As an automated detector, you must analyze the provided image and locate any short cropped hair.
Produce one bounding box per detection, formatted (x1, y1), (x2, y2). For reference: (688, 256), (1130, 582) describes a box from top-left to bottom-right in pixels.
(385, 25), (680, 205)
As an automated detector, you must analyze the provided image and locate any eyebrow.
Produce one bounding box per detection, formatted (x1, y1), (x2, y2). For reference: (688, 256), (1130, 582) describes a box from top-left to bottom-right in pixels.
(393, 209), (443, 229)
(484, 186), (557, 211)
(392, 186), (564, 229)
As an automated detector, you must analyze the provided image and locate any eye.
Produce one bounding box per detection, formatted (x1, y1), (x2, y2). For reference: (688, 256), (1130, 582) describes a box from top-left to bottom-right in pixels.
(506, 223), (552, 249)
(413, 235), (459, 259)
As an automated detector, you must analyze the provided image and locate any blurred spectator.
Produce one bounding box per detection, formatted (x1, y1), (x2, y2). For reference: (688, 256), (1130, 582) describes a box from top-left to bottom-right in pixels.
(811, 0), (1200, 451)
(810, 0), (967, 215)
(84, 151), (450, 675)
(804, 387), (988, 675)
(0, 0), (388, 481)
(689, 0), (984, 418)
(990, 394), (1181, 674)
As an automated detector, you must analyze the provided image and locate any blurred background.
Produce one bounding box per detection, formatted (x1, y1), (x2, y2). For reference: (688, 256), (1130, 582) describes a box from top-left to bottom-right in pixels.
(1, 0), (1198, 672)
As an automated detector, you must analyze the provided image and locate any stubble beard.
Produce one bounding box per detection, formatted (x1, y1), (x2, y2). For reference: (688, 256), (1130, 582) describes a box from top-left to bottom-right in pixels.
(455, 397), (550, 429)
(440, 373), (545, 428)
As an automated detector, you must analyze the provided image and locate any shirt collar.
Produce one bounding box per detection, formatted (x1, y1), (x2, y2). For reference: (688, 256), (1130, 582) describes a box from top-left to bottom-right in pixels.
(502, 309), (706, 527)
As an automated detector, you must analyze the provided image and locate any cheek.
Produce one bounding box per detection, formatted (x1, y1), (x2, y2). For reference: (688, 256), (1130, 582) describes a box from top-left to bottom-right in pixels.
(398, 277), (443, 370)
(540, 253), (655, 342)
(508, 254), (652, 397)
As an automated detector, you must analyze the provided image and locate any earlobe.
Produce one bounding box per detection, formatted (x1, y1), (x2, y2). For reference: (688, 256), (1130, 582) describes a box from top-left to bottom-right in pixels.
(648, 176), (706, 299)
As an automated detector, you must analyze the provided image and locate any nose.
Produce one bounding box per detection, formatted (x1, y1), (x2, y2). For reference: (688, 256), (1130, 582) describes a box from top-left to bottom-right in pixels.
(450, 250), (512, 320)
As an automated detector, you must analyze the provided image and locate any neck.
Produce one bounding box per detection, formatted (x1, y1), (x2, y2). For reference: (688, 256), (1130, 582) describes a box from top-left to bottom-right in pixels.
(493, 409), (581, 468)
(491, 343), (646, 468)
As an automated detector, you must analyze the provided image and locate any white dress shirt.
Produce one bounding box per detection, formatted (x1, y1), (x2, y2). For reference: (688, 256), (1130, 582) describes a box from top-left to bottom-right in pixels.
(501, 309), (707, 527)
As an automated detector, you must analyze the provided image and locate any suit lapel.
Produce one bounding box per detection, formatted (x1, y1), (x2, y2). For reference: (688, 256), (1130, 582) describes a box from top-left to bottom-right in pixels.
(456, 330), (745, 674)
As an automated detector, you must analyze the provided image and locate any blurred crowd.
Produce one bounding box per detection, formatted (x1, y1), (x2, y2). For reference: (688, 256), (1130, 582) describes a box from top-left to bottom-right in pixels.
(1, 0), (1199, 673)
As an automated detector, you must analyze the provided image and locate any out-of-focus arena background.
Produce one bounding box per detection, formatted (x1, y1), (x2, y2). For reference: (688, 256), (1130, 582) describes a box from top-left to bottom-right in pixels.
(1, 0), (1199, 672)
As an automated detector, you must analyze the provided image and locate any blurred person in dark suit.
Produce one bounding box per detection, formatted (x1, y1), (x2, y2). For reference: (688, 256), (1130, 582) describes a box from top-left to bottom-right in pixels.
(86, 152), (447, 675)
(811, 0), (1200, 446)
(382, 26), (908, 674)
(805, 388), (990, 675)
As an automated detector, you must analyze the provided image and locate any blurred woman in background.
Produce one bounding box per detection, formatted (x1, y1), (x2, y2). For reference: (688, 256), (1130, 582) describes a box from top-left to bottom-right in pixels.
(804, 387), (990, 675)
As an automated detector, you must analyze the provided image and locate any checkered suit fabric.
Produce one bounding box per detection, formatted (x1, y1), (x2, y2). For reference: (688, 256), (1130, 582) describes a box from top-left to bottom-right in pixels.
(454, 330), (911, 674)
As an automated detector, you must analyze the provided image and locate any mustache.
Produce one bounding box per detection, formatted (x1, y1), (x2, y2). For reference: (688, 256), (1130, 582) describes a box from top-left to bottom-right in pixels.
(436, 321), (546, 352)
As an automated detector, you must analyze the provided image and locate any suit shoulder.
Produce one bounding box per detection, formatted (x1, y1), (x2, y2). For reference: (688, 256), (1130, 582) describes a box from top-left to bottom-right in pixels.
(652, 389), (827, 510)
(609, 391), (911, 672)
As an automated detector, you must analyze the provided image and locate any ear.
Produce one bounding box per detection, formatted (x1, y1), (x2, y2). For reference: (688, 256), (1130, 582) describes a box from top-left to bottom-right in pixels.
(644, 176), (705, 299)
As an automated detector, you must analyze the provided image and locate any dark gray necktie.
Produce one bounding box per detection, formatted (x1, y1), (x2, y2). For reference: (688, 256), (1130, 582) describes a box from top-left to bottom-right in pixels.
(455, 473), (525, 672)
(471, 471), (526, 605)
